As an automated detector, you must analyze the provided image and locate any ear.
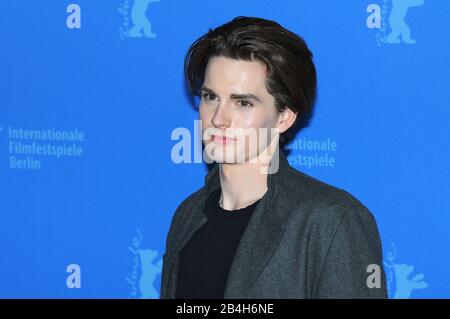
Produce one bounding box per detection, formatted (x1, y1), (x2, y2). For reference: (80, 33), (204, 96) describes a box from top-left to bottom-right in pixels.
(277, 107), (298, 134)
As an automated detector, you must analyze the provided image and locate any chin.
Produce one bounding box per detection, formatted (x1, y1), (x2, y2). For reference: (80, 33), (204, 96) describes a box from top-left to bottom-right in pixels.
(203, 143), (249, 164)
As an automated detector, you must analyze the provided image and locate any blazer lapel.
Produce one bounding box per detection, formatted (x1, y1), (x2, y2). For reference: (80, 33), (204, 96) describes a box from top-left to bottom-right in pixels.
(163, 165), (220, 298)
(223, 153), (291, 298)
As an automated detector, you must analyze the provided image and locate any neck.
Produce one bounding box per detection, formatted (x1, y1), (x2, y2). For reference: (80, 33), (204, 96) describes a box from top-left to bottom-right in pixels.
(218, 160), (269, 211)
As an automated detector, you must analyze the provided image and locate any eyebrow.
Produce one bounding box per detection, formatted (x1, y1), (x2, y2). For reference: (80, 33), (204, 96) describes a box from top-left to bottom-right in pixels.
(200, 86), (262, 103)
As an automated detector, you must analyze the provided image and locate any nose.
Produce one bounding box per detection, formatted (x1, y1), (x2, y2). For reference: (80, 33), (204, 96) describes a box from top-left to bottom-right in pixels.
(211, 102), (231, 129)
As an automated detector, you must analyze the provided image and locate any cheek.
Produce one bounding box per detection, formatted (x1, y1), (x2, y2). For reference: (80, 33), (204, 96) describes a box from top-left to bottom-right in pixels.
(198, 104), (206, 118)
(233, 112), (276, 147)
(239, 108), (278, 131)
(199, 104), (213, 122)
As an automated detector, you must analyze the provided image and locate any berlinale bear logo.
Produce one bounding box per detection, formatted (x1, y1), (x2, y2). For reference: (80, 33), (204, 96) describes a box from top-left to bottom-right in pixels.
(367, 0), (424, 46)
(126, 229), (163, 298)
(385, 0), (424, 44)
(118, 0), (161, 39)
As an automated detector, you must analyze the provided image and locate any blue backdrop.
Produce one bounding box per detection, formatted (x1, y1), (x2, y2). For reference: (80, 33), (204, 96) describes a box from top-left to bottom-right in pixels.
(1, 0), (449, 298)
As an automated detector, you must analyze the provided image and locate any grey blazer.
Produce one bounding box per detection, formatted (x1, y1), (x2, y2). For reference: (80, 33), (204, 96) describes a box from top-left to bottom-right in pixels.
(161, 151), (387, 299)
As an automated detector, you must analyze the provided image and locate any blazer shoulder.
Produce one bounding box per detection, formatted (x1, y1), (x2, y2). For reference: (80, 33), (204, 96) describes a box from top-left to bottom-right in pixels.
(281, 166), (375, 225)
(282, 167), (365, 208)
(171, 186), (205, 224)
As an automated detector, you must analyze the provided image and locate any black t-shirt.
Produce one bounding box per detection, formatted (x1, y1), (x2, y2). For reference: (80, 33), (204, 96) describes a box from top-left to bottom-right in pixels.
(175, 187), (260, 299)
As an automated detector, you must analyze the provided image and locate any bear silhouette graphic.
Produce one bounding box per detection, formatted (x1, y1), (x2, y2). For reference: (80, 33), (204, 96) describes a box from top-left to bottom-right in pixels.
(136, 249), (163, 299)
(383, 242), (428, 299)
(385, 0), (424, 44)
(128, 0), (159, 38)
(392, 263), (428, 299)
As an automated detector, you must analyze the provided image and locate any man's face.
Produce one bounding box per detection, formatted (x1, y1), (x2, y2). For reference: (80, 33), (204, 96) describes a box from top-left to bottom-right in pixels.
(199, 56), (283, 164)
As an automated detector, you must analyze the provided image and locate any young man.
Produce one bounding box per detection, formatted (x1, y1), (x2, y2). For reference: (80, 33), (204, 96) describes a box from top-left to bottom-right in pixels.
(161, 16), (387, 299)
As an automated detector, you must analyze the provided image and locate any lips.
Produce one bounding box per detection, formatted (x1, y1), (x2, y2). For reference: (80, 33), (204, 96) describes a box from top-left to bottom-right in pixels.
(211, 135), (236, 144)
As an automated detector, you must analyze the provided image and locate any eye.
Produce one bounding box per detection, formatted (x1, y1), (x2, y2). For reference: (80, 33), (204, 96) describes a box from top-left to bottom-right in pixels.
(238, 100), (253, 108)
(201, 93), (216, 102)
